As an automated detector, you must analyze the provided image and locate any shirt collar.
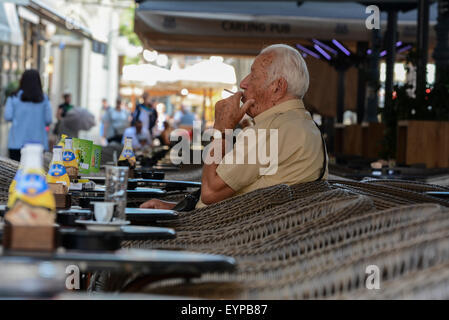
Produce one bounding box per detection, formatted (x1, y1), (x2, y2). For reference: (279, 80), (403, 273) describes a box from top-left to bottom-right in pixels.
(253, 99), (305, 124)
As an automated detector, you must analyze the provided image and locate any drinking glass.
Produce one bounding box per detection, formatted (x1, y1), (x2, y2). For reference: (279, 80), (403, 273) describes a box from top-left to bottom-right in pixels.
(104, 166), (128, 221)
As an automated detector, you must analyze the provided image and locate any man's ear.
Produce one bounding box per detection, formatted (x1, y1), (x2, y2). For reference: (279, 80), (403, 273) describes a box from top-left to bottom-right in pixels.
(274, 77), (288, 96)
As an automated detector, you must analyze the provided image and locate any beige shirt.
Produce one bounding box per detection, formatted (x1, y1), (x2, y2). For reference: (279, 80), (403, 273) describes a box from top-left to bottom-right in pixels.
(196, 99), (328, 208)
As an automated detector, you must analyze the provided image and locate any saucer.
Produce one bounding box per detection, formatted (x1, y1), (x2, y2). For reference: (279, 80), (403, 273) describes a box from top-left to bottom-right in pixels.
(75, 219), (130, 232)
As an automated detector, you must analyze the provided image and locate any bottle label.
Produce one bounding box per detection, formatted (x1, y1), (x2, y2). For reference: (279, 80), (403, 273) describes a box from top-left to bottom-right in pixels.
(122, 149), (135, 159)
(17, 173), (48, 196)
(48, 164), (67, 177)
(63, 151), (76, 162)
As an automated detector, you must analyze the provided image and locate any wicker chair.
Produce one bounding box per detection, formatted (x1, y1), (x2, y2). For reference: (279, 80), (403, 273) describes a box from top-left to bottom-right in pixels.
(288, 180), (334, 200)
(156, 184), (293, 231)
(124, 193), (374, 252)
(0, 157), (19, 204)
(329, 180), (449, 208)
(143, 206), (449, 299)
(361, 178), (449, 193)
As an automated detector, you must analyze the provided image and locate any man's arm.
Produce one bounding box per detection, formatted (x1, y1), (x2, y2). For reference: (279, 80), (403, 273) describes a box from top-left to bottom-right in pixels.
(200, 92), (254, 205)
(200, 137), (235, 204)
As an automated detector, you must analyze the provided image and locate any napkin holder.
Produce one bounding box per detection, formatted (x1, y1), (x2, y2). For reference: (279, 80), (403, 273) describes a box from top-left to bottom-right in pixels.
(66, 167), (79, 181)
(3, 222), (57, 252)
(48, 183), (71, 209)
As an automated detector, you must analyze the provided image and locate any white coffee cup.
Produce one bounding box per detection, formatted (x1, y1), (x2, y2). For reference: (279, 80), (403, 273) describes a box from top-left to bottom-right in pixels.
(93, 202), (115, 222)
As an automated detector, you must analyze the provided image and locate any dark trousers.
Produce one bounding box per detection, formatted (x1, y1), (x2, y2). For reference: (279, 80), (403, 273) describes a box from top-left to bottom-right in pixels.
(9, 149), (21, 162)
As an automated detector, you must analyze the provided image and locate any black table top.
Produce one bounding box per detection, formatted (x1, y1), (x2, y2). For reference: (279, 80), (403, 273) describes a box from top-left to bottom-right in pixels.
(81, 177), (201, 190)
(125, 208), (178, 222)
(0, 248), (237, 275)
(59, 225), (176, 241)
(0, 206), (179, 222)
(70, 187), (167, 196)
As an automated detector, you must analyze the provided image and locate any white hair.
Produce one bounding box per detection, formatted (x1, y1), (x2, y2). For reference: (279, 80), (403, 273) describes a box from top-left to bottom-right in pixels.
(260, 44), (309, 99)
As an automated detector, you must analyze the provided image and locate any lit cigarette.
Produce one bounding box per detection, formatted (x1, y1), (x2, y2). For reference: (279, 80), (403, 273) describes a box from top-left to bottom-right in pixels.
(224, 89), (237, 94)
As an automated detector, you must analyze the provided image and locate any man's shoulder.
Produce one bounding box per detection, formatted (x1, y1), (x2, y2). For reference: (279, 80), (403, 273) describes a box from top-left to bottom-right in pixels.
(270, 109), (312, 130)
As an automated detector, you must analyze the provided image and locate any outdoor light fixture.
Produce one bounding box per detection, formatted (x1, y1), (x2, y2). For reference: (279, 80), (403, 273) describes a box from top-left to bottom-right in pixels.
(314, 44), (331, 60)
(397, 45), (413, 53)
(332, 39), (351, 56)
(156, 54), (168, 67)
(143, 49), (157, 62)
(312, 39), (337, 55)
(380, 50), (387, 57)
(295, 44), (320, 59)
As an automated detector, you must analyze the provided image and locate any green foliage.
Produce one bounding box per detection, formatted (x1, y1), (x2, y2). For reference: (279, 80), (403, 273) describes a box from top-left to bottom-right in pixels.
(5, 80), (19, 97)
(119, 6), (141, 47)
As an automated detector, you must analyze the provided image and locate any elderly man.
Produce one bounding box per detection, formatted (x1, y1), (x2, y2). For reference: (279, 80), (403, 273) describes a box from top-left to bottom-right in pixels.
(140, 44), (328, 210)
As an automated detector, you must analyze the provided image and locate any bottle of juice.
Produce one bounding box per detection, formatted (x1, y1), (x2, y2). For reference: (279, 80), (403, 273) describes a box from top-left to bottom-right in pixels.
(7, 143), (55, 212)
(47, 146), (71, 187)
(119, 137), (136, 167)
(62, 137), (77, 169)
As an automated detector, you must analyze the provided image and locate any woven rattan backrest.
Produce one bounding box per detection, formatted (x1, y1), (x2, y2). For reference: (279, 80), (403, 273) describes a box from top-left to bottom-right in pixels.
(125, 194), (374, 252)
(171, 188), (352, 232)
(361, 178), (449, 193)
(288, 181), (334, 200)
(281, 230), (449, 299)
(234, 204), (446, 266)
(329, 180), (449, 207)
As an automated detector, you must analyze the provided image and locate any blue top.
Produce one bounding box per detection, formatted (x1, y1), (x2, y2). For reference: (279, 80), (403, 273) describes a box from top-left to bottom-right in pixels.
(4, 90), (53, 150)
(179, 112), (196, 126)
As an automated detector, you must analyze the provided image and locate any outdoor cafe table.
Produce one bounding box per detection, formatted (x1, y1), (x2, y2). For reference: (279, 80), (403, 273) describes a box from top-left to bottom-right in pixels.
(83, 177), (201, 191)
(0, 205), (179, 243)
(0, 247), (237, 292)
(70, 186), (167, 199)
(0, 205), (179, 223)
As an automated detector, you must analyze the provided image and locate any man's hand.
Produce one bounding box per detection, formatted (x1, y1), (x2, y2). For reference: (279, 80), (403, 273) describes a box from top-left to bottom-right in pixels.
(140, 199), (177, 210)
(213, 92), (255, 132)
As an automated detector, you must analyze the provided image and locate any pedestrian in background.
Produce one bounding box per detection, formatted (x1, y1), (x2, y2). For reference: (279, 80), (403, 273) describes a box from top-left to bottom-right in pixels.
(99, 98), (110, 142)
(4, 69), (52, 161)
(53, 92), (73, 136)
(132, 92), (158, 136)
(102, 97), (130, 144)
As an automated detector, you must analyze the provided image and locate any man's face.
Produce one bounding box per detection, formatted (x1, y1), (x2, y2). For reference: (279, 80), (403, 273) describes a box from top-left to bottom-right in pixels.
(240, 52), (275, 117)
(65, 95), (71, 104)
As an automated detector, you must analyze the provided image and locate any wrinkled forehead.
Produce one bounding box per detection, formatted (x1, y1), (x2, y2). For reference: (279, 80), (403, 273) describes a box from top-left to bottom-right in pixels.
(252, 51), (276, 71)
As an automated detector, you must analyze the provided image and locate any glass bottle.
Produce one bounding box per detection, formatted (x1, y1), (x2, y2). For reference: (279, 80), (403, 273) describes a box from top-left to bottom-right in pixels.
(7, 143), (55, 212)
(47, 146), (71, 187)
(118, 137), (136, 167)
(62, 137), (77, 169)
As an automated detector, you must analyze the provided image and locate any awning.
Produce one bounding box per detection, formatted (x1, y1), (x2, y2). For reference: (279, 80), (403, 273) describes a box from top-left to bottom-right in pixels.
(134, 1), (438, 56)
(24, 0), (94, 40)
(0, 2), (23, 46)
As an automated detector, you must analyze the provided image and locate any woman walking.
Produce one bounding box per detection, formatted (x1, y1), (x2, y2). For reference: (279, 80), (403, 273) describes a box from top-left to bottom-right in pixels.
(4, 69), (52, 161)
